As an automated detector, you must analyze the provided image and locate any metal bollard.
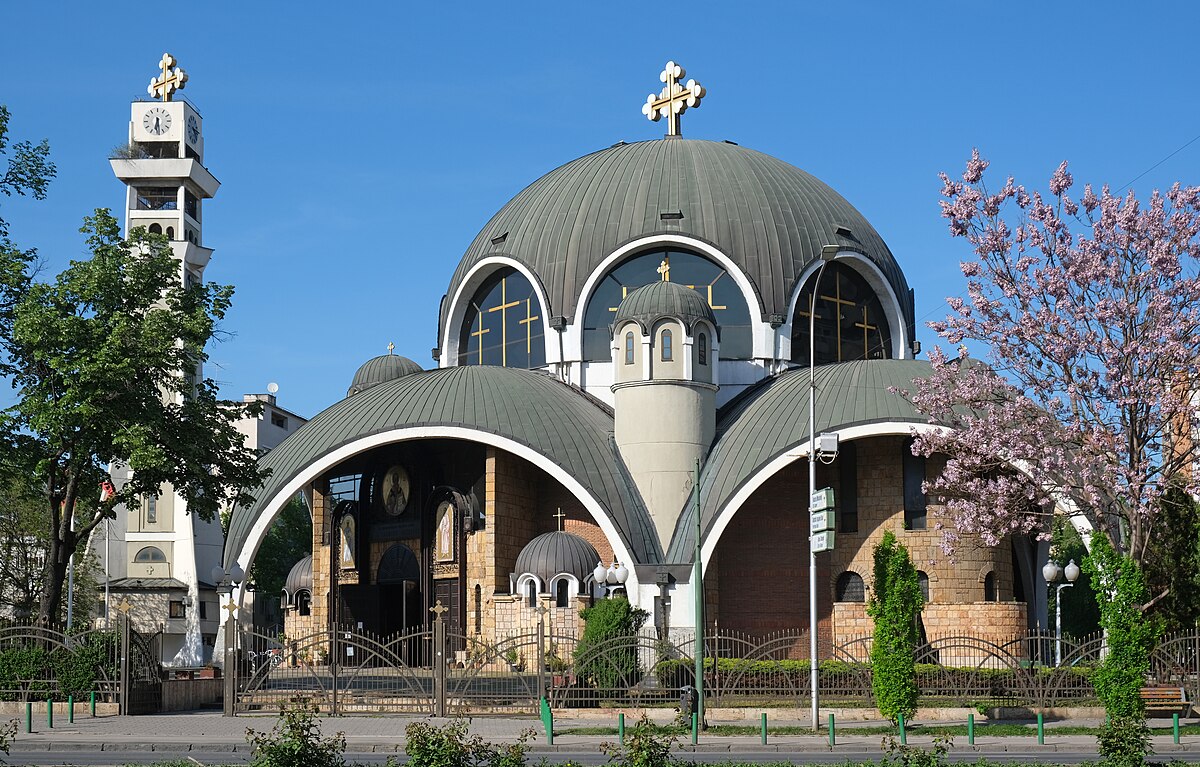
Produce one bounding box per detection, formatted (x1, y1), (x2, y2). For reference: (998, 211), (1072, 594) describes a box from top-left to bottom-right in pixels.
(1037, 713), (1044, 745)
(1174, 713), (1180, 745)
(828, 713), (835, 747)
(90, 690), (96, 717)
(691, 711), (698, 744)
(25, 701), (32, 733)
(47, 697), (53, 729)
(618, 712), (625, 744)
(761, 712), (767, 745)
(898, 713), (906, 745)
(968, 713), (975, 745)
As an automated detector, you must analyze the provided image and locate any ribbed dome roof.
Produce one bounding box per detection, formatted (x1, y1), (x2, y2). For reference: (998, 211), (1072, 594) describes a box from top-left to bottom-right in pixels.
(444, 138), (912, 334)
(613, 281), (716, 334)
(283, 554), (312, 596)
(514, 531), (600, 585)
(347, 354), (422, 397)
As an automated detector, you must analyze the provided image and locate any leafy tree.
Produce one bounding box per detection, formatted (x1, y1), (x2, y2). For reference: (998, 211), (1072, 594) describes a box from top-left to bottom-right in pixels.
(0, 209), (269, 627)
(248, 495), (312, 597)
(1049, 515), (1101, 638)
(0, 105), (55, 241)
(867, 530), (923, 723)
(904, 152), (1200, 598)
(1143, 484), (1200, 631)
(574, 595), (648, 695)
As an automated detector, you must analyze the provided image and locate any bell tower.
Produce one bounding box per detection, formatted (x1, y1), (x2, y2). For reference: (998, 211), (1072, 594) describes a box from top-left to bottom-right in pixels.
(109, 53), (219, 300)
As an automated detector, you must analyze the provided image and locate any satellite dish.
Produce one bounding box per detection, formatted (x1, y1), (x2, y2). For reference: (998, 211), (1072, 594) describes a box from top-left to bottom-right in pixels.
(267, 382), (279, 395)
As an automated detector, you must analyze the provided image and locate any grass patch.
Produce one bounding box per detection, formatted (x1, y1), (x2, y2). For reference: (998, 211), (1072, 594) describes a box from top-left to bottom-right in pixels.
(556, 722), (1200, 737)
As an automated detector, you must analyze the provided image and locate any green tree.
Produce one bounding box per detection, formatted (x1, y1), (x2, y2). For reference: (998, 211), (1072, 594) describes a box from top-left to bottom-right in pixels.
(1084, 532), (1160, 767)
(867, 530), (923, 723)
(574, 596), (648, 694)
(1143, 484), (1200, 632)
(248, 495), (312, 597)
(1049, 516), (1101, 638)
(0, 209), (269, 627)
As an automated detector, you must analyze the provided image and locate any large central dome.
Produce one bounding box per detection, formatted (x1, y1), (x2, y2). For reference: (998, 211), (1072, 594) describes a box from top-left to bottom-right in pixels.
(442, 137), (912, 332)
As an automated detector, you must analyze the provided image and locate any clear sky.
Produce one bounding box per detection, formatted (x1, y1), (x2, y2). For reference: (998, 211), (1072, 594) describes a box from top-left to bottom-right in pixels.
(2, 1), (1198, 420)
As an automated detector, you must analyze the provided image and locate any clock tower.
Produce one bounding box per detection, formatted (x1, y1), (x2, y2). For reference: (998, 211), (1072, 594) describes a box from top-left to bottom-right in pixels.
(109, 53), (219, 294)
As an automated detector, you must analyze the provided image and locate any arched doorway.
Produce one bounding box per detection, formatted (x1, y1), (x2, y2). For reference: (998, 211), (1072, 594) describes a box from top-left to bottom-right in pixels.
(377, 543), (421, 636)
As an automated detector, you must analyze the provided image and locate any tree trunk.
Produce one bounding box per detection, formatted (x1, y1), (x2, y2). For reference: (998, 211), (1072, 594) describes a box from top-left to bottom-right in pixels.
(37, 532), (72, 628)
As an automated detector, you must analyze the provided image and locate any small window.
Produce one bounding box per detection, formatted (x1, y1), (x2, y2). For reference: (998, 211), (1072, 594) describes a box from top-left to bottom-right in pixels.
(526, 579), (537, 608)
(169, 600), (186, 618)
(270, 412), (288, 429)
(149, 223), (162, 235)
(145, 494), (157, 524)
(166, 226), (175, 239)
(984, 572), (997, 602)
(625, 332), (635, 365)
(918, 571), (930, 603)
(134, 546), (166, 563)
(698, 333), (707, 365)
(297, 591), (311, 616)
(903, 438), (927, 530)
(835, 572), (865, 603)
(199, 600), (208, 620)
(661, 329), (673, 362)
(555, 579), (570, 608)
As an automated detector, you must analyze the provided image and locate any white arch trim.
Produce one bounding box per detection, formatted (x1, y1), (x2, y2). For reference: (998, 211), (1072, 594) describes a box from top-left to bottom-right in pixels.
(231, 425), (640, 610)
(568, 234), (768, 361)
(515, 573), (543, 594)
(699, 421), (1086, 569)
(781, 251), (912, 361)
(440, 257), (555, 368)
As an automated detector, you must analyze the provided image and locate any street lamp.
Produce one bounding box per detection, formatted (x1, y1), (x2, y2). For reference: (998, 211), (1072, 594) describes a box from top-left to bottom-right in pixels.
(807, 244), (839, 732)
(1041, 559), (1080, 666)
(593, 560), (629, 598)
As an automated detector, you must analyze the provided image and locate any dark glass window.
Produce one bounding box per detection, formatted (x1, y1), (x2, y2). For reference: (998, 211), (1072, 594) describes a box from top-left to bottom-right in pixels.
(458, 268), (546, 368)
(555, 579), (570, 608)
(698, 333), (707, 365)
(661, 329), (673, 362)
(838, 441), (858, 533)
(134, 546), (166, 562)
(835, 572), (865, 602)
(149, 223), (162, 235)
(199, 600), (208, 619)
(582, 249), (752, 360)
(903, 438), (927, 530)
(791, 262), (893, 364)
(984, 572), (997, 602)
(625, 332), (635, 365)
(526, 579), (537, 608)
(918, 571), (930, 602)
(297, 591), (311, 616)
(135, 187), (177, 210)
(169, 600), (185, 618)
(145, 494), (157, 524)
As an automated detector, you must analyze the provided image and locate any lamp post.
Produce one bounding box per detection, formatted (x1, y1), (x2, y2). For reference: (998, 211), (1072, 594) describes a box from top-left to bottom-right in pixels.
(1041, 559), (1080, 666)
(592, 560), (630, 598)
(211, 563), (243, 717)
(808, 244), (839, 731)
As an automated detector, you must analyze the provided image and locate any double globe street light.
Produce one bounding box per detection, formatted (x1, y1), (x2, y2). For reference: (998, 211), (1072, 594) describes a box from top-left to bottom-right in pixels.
(593, 560), (630, 598)
(1041, 558), (1080, 666)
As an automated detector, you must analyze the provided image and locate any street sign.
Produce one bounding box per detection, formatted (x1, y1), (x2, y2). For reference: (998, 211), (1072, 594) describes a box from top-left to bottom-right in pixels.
(811, 530), (836, 553)
(809, 487), (835, 512)
(810, 510), (835, 533)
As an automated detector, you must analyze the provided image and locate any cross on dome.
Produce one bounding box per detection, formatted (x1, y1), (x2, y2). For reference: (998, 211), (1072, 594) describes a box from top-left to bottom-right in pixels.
(149, 53), (188, 102)
(642, 61), (705, 137)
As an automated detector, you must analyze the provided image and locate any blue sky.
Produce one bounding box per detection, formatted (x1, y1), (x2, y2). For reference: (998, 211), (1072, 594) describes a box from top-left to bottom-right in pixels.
(2, 1), (1199, 420)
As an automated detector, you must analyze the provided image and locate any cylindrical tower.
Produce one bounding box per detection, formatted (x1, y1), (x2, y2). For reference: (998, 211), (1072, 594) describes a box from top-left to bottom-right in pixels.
(611, 281), (719, 548)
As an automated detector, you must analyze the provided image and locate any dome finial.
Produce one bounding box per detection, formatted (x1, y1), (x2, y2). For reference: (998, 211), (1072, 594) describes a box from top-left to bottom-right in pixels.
(148, 53), (188, 102)
(657, 255), (671, 282)
(387, 341), (395, 355)
(642, 61), (705, 137)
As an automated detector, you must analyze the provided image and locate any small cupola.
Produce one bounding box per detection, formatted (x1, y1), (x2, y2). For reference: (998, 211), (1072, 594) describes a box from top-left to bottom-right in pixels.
(346, 346), (423, 397)
(282, 554), (313, 614)
(512, 531), (600, 607)
(611, 281), (719, 386)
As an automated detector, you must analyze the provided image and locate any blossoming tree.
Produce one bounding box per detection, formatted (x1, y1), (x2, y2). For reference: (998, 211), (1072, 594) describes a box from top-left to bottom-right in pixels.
(904, 151), (1200, 604)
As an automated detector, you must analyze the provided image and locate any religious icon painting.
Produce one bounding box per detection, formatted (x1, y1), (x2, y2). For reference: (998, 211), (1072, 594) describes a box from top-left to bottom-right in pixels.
(381, 464), (410, 516)
(434, 499), (455, 562)
(339, 514), (356, 569)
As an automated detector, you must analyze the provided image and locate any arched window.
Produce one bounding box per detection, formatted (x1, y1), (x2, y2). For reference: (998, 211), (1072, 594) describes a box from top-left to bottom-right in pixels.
(149, 223), (162, 235)
(918, 571), (930, 603)
(458, 268), (545, 368)
(661, 329), (673, 362)
(166, 226), (175, 239)
(144, 494), (157, 524)
(835, 572), (865, 603)
(791, 262), (893, 364)
(526, 578), (538, 608)
(698, 332), (707, 365)
(297, 590), (311, 617)
(134, 546), (166, 563)
(983, 572), (997, 602)
(625, 332), (635, 365)
(555, 579), (570, 608)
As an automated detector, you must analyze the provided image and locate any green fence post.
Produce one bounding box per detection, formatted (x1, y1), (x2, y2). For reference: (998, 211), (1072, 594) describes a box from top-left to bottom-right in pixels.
(47, 697), (52, 729)
(1174, 713), (1180, 745)
(25, 702), (31, 733)
(68, 695), (74, 723)
(761, 712), (767, 745)
(898, 713), (906, 745)
(691, 712), (698, 745)
(547, 709), (554, 746)
(90, 691), (96, 717)
(618, 712), (625, 744)
(968, 713), (975, 746)
(828, 713), (835, 747)
(1037, 713), (1044, 745)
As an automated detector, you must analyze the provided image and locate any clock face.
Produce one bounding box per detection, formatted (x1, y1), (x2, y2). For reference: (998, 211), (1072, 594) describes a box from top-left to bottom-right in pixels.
(380, 464), (411, 516)
(143, 108), (172, 136)
(186, 114), (200, 144)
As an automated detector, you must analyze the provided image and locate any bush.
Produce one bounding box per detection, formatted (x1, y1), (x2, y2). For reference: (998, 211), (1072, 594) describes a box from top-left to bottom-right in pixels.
(245, 701), (346, 767)
(867, 531), (923, 723)
(403, 718), (535, 767)
(574, 596), (648, 695)
(602, 714), (678, 767)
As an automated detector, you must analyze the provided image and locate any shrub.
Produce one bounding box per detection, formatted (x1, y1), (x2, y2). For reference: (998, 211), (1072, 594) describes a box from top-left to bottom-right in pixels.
(245, 701), (346, 767)
(602, 714), (678, 767)
(574, 596), (648, 695)
(867, 530), (923, 723)
(403, 718), (535, 767)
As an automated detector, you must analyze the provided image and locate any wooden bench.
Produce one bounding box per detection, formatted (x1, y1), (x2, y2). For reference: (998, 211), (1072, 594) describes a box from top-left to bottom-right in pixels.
(1140, 686), (1191, 718)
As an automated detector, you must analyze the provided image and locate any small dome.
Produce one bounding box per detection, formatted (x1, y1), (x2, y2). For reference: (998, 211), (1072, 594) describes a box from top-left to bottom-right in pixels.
(613, 281), (716, 334)
(347, 353), (422, 397)
(514, 531), (600, 586)
(283, 554), (312, 597)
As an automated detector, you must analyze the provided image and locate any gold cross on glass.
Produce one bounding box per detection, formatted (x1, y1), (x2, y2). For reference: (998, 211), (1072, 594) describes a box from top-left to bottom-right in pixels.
(642, 61), (705, 137)
(854, 307), (877, 359)
(820, 274), (855, 361)
(518, 298), (540, 355)
(430, 600), (449, 621)
(469, 309), (490, 364)
(486, 277), (520, 366)
(657, 256), (671, 282)
(148, 53), (188, 102)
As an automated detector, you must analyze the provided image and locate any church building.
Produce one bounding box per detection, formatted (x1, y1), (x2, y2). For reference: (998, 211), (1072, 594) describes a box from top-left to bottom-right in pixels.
(225, 62), (1045, 653)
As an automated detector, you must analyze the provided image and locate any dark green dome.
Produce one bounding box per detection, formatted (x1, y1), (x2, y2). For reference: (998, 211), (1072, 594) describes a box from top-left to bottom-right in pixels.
(443, 138), (912, 331)
(347, 353), (422, 397)
(613, 281), (716, 334)
(514, 531), (600, 585)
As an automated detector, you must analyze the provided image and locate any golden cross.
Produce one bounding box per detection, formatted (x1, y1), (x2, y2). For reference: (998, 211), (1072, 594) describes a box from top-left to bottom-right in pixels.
(518, 299), (540, 355)
(819, 274), (855, 361)
(486, 277), (520, 366)
(706, 273), (727, 310)
(148, 53), (188, 102)
(430, 600), (449, 621)
(642, 61), (705, 137)
(607, 286), (631, 312)
(387, 341), (395, 355)
(657, 256), (671, 282)
(223, 599), (238, 617)
(117, 597), (133, 615)
(553, 508), (567, 531)
(854, 307), (878, 360)
(469, 309), (490, 364)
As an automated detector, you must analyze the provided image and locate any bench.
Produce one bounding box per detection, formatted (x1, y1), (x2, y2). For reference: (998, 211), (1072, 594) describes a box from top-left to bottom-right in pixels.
(1140, 686), (1191, 718)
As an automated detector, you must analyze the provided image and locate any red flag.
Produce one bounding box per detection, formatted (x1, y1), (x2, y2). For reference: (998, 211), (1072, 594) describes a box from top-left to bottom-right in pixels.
(100, 480), (116, 502)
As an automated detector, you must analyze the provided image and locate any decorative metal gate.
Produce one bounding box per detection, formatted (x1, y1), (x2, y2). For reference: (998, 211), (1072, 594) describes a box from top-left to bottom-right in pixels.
(121, 622), (163, 715)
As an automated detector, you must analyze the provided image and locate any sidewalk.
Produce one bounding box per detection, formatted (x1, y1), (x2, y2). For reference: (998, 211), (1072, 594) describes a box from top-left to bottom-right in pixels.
(6, 710), (1200, 757)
